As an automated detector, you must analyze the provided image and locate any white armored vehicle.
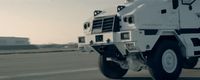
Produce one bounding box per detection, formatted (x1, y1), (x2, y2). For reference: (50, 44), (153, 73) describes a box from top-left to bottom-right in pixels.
(78, 0), (200, 80)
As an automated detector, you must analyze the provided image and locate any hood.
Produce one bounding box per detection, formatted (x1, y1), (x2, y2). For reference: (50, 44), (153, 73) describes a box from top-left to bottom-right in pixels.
(118, 0), (149, 16)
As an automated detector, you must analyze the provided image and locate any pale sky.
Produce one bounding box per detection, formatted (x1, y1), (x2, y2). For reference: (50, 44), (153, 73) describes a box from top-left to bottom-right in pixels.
(0, 0), (124, 44)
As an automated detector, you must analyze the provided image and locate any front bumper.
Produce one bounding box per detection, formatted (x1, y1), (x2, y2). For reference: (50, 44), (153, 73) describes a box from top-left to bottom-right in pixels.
(78, 30), (142, 56)
(92, 44), (124, 58)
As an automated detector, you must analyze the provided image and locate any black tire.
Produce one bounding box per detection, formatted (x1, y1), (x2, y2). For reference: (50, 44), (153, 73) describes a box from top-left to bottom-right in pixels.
(147, 40), (183, 80)
(183, 57), (198, 69)
(99, 55), (128, 79)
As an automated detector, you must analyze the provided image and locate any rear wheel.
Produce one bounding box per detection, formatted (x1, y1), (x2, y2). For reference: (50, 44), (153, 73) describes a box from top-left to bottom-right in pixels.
(99, 55), (128, 79)
(183, 57), (198, 69)
(147, 40), (183, 80)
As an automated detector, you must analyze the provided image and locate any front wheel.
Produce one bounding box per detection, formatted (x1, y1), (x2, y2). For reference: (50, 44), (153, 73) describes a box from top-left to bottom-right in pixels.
(147, 40), (183, 80)
(99, 55), (128, 79)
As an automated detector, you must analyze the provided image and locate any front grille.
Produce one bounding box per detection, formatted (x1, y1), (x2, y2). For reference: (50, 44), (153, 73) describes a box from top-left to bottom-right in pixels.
(92, 16), (120, 34)
(93, 19), (103, 29)
(102, 17), (114, 32)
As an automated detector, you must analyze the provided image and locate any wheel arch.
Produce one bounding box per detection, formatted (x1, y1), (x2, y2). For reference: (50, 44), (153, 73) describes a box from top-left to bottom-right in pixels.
(151, 32), (186, 57)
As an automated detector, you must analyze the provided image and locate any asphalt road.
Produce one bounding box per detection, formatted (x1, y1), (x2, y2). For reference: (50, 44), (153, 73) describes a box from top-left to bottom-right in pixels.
(0, 51), (200, 80)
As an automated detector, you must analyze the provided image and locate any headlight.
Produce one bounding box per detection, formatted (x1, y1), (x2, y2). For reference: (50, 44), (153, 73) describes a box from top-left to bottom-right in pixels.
(84, 23), (87, 30)
(125, 42), (136, 51)
(123, 17), (127, 22)
(78, 36), (85, 43)
(83, 22), (90, 30)
(128, 16), (134, 24)
(123, 15), (135, 24)
(95, 35), (103, 42)
(121, 32), (130, 40)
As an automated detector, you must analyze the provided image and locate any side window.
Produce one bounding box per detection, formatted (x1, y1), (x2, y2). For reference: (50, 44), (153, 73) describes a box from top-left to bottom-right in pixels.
(182, 0), (196, 5)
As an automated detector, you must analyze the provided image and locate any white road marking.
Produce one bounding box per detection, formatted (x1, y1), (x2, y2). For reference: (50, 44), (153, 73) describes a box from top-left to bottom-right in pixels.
(0, 67), (98, 79)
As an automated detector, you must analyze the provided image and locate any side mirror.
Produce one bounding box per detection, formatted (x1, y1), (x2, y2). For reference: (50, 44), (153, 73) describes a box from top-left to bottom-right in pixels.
(172, 0), (179, 9)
